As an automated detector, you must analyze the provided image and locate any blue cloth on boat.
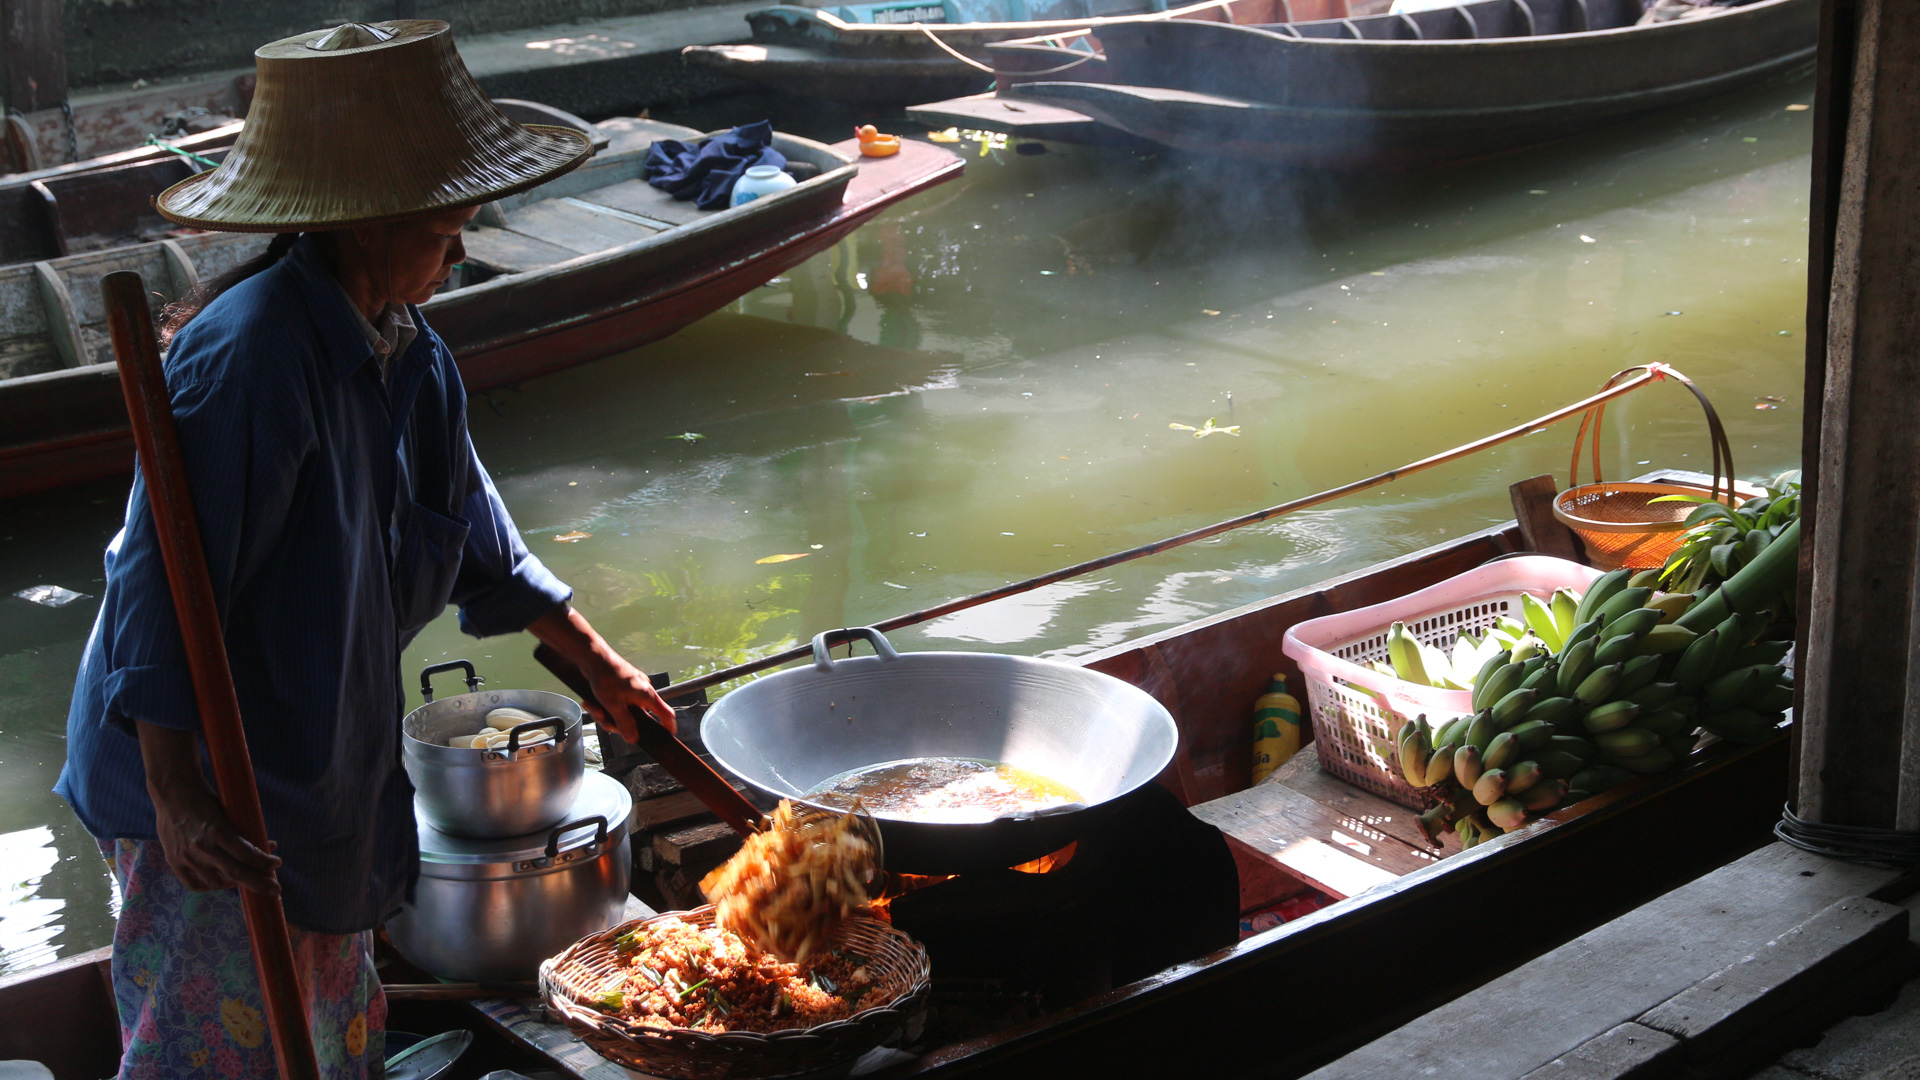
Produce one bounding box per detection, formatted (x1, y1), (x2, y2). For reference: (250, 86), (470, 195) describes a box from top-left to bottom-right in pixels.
(644, 119), (788, 210)
(54, 234), (571, 935)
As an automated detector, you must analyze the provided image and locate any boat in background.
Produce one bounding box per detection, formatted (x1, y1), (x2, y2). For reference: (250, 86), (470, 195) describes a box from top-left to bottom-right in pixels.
(990, 0), (1815, 168)
(682, 0), (1382, 105)
(0, 116), (963, 501)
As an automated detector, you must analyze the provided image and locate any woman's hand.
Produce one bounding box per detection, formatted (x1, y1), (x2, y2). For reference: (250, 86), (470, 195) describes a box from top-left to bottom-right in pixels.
(136, 721), (282, 895)
(528, 604), (677, 742)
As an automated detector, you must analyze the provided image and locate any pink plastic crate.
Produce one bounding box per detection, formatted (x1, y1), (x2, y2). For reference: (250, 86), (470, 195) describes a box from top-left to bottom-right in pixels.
(1281, 556), (1603, 809)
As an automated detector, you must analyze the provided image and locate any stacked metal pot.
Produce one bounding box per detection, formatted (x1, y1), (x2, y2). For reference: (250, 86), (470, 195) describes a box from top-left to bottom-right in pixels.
(385, 661), (633, 983)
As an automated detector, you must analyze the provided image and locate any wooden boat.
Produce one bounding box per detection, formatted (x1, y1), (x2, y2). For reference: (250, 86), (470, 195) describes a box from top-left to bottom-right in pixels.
(0, 471), (1791, 1078)
(992, 0), (1816, 168)
(681, 0), (1381, 104)
(0, 101), (602, 268)
(0, 117), (963, 502)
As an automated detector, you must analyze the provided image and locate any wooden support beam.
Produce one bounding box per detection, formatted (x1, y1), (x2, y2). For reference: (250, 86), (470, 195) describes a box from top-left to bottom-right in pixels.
(1798, 0), (1920, 831)
(0, 0), (66, 114)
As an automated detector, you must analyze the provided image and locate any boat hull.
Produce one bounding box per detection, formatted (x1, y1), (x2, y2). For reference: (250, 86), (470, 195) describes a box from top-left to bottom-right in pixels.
(0, 139), (963, 502)
(683, 0), (1360, 103)
(1010, 0), (1817, 168)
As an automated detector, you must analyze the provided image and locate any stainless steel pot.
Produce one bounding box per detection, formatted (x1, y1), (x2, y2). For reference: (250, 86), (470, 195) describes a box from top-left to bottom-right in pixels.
(700, 628), (1180, 875)
(401, 661), (586, 839)
(386, 769), (633, 982)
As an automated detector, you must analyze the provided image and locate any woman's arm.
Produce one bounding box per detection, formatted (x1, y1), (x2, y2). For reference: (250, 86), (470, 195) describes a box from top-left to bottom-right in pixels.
(526, 603), (678, 741)
(137, 721), (282, 894)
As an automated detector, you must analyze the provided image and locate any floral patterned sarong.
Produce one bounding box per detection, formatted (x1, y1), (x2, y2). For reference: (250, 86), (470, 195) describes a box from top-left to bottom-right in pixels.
(102, 838), (387, 1080)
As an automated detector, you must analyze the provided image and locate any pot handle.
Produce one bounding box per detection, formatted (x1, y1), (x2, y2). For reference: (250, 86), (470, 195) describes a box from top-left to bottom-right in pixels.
(420, 660), (482, 703)
(504, 716), (567, 755)
(543, 815), (609, 866)
(812, 627), (902, 672)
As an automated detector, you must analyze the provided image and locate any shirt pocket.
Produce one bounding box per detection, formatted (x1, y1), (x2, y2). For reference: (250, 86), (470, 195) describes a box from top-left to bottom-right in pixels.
(392, 500), (470, 636)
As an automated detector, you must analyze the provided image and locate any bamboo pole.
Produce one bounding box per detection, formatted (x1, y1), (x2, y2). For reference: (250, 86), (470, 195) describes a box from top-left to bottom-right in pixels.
(648, 363), (1673, 701)
(103, 271), (321, 1080)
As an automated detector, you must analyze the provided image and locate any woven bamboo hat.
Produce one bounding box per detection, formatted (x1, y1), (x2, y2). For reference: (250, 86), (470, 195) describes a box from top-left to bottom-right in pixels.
(156, 20), (590, 232)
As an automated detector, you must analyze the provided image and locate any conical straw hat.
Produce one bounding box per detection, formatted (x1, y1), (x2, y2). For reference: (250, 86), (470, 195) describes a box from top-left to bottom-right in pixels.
(157, 21), (590, 232)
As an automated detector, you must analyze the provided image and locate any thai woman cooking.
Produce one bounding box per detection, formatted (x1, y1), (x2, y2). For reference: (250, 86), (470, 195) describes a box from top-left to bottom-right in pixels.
(53, 21), (673, 1078)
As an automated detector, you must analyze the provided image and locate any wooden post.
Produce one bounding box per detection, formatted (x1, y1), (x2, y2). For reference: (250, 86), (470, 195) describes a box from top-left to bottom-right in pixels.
(0, 0), (66, 114)
(1507, 475), (1584, 563)
(1796, 0), (1920, 830)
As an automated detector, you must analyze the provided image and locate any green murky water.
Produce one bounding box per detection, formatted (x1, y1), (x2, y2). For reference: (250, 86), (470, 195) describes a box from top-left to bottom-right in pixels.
(0, 76), (1814, 974)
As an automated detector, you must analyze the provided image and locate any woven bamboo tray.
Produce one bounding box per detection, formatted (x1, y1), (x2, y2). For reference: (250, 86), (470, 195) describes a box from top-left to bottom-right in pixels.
(540, 906), (930, 1080)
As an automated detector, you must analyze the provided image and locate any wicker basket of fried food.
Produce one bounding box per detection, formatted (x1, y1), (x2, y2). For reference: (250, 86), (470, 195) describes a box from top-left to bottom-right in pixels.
(540, 802), (928, 1079)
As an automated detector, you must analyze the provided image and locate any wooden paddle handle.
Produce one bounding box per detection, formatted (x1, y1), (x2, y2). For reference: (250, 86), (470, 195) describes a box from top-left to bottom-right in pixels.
(102, 271), (321, 1080)
(532, 644), (766, 837)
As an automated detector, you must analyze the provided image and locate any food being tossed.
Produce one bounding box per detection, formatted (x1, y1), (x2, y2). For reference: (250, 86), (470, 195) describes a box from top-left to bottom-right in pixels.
(597, 916), (880, 1032)
(699, 799), (879, 962)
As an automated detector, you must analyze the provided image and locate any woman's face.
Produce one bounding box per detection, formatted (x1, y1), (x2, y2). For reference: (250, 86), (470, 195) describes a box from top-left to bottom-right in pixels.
(350, 206), (479, 306)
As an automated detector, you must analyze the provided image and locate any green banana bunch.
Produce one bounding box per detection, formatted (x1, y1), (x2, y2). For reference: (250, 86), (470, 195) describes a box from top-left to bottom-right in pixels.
(1522, 592), (1566, 653)
(1387, 621), (1432, 686)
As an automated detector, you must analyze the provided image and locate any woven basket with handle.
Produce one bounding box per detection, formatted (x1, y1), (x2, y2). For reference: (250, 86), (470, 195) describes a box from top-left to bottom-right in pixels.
(1552, 364), (1739, 570)
(540, 906), (930, 1080)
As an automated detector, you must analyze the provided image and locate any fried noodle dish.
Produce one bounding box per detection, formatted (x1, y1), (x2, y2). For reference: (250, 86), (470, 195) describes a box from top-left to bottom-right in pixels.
(699, 799), (879, 963)
(596, 916), (882, 1033)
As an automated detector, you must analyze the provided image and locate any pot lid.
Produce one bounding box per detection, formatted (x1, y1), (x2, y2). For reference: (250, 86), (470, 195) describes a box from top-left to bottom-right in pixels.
(415, 768), (631, 866)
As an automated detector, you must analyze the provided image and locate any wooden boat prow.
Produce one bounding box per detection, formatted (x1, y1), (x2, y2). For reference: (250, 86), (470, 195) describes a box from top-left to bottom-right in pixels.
(998, 0), (1816, 167)
(682, 0), (1378, 103)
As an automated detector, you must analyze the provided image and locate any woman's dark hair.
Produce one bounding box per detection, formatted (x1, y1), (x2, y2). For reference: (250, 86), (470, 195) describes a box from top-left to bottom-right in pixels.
(160, 232), (301, 343)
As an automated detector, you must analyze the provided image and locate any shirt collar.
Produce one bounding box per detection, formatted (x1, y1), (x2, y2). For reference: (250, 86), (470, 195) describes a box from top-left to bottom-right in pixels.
(285, 235), (382, 382)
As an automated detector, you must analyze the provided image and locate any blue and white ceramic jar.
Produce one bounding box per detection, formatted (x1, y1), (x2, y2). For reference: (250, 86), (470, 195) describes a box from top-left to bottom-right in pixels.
(730, 164), (798, 208)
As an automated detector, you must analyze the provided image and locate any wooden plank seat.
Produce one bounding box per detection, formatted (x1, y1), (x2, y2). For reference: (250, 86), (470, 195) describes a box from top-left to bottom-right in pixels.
(1192, 743), (1455, 905)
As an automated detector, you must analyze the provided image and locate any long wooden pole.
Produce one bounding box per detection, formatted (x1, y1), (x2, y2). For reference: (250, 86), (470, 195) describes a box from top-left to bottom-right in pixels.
(102, 271), (321, 1080)
(649, 363), (1672, 701)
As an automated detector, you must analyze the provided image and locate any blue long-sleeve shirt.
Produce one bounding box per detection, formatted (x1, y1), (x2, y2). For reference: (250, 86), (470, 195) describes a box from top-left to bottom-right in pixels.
(56, 235), (570, 934)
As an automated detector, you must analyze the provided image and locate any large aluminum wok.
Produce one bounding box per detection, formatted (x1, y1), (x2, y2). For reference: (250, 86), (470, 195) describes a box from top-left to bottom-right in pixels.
(701, 628), (1180, 874)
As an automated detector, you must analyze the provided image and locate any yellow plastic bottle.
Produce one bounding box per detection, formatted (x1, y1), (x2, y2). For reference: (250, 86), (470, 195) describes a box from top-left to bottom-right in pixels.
(1252, 674), (1303, 784)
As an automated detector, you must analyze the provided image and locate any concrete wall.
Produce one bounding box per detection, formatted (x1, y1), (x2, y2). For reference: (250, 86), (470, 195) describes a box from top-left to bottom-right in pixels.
(59, 0), (745, 86)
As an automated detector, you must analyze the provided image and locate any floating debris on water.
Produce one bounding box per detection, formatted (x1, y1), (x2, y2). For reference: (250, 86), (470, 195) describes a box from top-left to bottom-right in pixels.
(1579, 235), (1597, 243)
(1786, 103), (1810, 111)
(14, 584), (88, 607)
(756, 553), (809, 564)
(553, 531), (592, 543)
(668, 432), (706, 442)
(1170, 417), (1240, 438)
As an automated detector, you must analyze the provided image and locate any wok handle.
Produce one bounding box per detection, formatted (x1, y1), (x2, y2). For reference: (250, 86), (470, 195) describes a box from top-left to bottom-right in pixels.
(532, 645), (766, 838)
(811, 626), (902, 672)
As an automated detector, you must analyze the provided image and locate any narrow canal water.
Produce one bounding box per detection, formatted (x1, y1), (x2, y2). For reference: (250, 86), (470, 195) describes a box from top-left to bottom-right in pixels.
(0, 77), (1814, 975)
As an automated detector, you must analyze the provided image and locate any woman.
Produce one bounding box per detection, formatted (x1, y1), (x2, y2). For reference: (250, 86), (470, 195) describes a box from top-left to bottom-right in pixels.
(55, 20), (671, 1078)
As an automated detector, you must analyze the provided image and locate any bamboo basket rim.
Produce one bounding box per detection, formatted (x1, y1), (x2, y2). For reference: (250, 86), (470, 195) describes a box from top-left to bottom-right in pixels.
(539, 905), (930, 1079)
(1553, 480), (1745, 534)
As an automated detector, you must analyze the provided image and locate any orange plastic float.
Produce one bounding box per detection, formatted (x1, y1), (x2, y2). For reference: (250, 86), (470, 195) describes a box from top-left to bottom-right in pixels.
(856, 124), (901, 158)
